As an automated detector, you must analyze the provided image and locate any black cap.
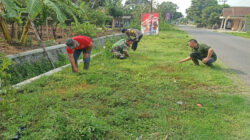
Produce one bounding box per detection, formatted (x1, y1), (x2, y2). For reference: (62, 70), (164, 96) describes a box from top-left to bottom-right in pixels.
(65, 38), (75, 49)
(122, 28), (127, 33)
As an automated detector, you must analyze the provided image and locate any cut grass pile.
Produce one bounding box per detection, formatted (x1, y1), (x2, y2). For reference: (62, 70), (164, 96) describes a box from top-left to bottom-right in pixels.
(1, 26), (250, 139)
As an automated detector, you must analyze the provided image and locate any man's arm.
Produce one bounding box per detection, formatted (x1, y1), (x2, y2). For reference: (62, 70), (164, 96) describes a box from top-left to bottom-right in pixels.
(84, 42), (94, 58)
(202, 48), (213, 63)
(125, 32), (131, 40)
(179, 56), (192, 63)
(86, 42), (94, 52)
(135, 30), (140, 41)
(124, 51), (129, 57)
(206, 48), (213, 59)
(68, 53), (78, 72)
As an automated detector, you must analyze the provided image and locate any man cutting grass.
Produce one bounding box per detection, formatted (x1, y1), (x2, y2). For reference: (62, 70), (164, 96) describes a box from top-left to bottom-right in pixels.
(65, 36), (94, 72)
(179, 39), (217, 66)
(111, 39), (133, 59)
(122, 28), (143, 51)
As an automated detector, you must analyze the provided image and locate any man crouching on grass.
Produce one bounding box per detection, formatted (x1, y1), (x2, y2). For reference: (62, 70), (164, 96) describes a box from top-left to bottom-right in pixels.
(111, 39), (133, 59)
(65, 36), (94, 72)
(179, 39), (217, 66)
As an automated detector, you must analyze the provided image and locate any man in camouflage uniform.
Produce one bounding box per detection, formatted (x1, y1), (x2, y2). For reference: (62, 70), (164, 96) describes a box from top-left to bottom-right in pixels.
(111, 39), (133, 59)
(179, 39), (217, 66)
(122, 28), (143, 51)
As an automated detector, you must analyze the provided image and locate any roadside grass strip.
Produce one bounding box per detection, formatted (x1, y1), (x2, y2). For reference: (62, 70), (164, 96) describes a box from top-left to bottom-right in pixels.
(224, 32), (250, 39)
(1, 27), (250, 139)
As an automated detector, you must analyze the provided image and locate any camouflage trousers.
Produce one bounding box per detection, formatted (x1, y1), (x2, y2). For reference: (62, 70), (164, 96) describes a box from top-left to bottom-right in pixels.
(111, 50), (126, 59)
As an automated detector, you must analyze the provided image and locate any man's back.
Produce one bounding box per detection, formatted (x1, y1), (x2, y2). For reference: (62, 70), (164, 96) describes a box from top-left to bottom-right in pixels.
(112, 39), (127, 53)
(192, 44), (217, 59)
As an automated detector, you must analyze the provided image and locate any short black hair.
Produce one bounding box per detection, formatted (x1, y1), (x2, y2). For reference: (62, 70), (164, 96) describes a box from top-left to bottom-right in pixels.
(188, 39), (198, 44)
(122, 28), (127, 33)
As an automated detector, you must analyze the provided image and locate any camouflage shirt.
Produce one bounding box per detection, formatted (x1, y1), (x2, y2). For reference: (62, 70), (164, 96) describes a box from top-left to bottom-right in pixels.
(112, 39), (128, 53)
(192, 44), (217, 59)
(126, 29), (142, 40)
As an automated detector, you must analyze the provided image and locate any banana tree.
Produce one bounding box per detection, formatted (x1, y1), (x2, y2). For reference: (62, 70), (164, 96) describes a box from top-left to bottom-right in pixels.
(20, 0), (67, 44)
(0, 0), (20, 43)
(0, 14), (11, 43)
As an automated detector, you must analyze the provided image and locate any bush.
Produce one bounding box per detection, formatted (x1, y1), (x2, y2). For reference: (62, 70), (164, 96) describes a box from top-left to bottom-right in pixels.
(44, 40), (57, 47)
(0, 53), (12, 94)
(124, 19), (141, 30)
(159, 22), (177, 31)
(71, 22), (98, 38)
(89, 10), (109, 27)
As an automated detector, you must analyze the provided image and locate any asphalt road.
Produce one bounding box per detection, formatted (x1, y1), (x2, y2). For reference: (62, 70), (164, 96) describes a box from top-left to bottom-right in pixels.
(178, 25), (250, 87)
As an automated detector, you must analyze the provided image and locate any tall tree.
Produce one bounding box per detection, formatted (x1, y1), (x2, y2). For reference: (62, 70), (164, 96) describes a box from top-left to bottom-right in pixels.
(201, 5), (223, 26)
(157, 1), (180, 21)
(125, 0), (150, 5)
(186, 0), (218, 23)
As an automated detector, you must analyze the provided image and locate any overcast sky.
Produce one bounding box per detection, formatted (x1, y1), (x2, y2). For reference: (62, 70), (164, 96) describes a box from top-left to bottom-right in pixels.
(122, 0), (250, 16)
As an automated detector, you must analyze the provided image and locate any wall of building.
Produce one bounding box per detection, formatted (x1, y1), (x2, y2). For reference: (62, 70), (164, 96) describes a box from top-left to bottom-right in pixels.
(232, 19), (240, 31)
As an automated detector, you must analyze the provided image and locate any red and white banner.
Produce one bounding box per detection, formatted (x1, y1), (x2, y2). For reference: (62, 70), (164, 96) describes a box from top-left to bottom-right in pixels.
(141, 13), (159, 35)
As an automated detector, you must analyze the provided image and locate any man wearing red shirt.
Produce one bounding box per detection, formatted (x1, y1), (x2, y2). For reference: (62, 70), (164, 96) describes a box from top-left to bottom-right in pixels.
(65, 36), (94, 72)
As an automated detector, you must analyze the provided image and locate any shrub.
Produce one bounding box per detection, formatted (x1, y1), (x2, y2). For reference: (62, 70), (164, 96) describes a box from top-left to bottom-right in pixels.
(159, 22), (177, 31)
(89, 10), (109, 27)
(124, 19), (141, 30)
(44, 40), (57, 47)
(0, 53), (12, 94)
(71, 22), (98, 38)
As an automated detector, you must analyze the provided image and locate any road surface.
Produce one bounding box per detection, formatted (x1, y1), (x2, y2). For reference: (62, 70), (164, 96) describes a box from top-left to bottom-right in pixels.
(178, 25), (250, 87)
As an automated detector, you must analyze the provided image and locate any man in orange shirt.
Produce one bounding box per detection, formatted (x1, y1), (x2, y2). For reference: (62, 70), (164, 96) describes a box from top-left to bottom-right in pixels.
(65, 36), (94, 72)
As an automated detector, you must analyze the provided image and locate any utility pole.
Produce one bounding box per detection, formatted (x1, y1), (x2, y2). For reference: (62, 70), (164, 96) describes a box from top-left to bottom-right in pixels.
(219, 0), (227, 7)
(150, 0), (153, 13)
(150, 0), (153, 35)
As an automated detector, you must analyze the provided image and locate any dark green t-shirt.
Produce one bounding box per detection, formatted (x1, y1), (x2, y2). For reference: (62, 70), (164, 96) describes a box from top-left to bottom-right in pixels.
(192, 44), (217, 59)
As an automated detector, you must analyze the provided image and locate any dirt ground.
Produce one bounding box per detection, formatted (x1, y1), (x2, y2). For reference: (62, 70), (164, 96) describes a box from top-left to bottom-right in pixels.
(0, 28), (121, 55)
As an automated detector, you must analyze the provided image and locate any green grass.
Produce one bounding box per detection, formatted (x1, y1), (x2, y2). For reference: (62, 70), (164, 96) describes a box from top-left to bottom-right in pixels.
(225, 32), (250, 39)
(1, 26), (250, 139)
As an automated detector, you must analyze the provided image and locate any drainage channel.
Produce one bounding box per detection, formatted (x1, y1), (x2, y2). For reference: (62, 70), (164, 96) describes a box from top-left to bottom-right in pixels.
(5, 52), (102, 90)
